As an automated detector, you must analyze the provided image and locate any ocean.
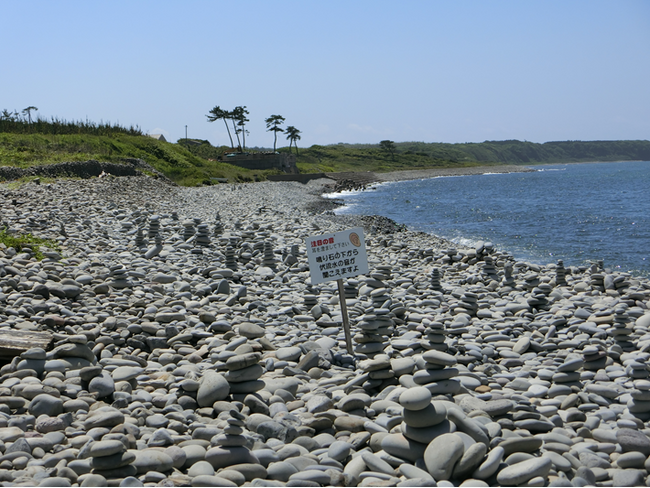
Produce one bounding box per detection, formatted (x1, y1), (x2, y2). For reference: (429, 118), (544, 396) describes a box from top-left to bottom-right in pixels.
(329, 161), (650, 278)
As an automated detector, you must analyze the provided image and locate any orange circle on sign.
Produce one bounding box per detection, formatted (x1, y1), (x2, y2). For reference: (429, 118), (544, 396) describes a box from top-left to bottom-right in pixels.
(349, 232), (361, 247)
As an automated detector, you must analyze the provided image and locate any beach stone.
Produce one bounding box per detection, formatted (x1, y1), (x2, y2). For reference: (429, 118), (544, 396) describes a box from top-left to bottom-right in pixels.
(381, 434), (427, 463)
(423, 433), (465, 481)
(399, 387), (431, 411)
(197, 371), (230, 406)
(131, 449), (173, 474)
(205, 446), (259, 470)
(611, 469), (646, 487)
(617, 428), (650, 455)
(191, 475), (237, 487)
(496, 456), (552, 486)
(29, 394), (64, 417)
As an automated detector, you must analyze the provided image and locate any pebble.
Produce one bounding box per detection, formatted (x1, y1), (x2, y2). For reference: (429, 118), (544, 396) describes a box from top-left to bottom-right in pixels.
(0, 175), (648, 487)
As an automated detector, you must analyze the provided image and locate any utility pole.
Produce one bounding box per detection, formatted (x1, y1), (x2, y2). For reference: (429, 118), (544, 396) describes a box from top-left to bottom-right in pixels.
(185, 125), (188, 140)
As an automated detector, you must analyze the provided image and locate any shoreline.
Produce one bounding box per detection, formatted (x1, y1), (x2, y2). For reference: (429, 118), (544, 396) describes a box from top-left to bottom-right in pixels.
(1, 175), (650, 487)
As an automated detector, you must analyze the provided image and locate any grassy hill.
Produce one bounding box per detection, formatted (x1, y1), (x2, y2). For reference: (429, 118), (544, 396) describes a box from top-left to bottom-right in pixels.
(0, 118), (284, 186)
(1, 116), (648, 185)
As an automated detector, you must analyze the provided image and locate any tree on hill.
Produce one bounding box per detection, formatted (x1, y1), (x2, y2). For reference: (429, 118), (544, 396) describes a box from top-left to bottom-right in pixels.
(264, 115), (284, 152)
(380, 140), (396, 160)
(206, 105), (234, 149)
(285, 126), (302, 155)
(265, 115), (285, 152)
(232, 106), (250, 151)
(22, 106), (38, 124)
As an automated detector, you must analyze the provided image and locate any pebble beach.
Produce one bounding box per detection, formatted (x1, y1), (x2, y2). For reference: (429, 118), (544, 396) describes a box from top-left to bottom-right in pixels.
(1, 171), (650, 488)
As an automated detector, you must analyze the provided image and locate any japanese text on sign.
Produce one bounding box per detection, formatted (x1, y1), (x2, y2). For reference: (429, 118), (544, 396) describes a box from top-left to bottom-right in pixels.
(305, 227), (369, 285)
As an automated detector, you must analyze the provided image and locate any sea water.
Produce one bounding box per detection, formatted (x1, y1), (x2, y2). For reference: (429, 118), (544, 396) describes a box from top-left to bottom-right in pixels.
(330, 161), (650, 277)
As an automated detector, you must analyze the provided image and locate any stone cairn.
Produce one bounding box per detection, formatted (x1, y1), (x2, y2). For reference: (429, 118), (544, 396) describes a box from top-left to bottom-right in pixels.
(109, 265), (131, 289)
(147, 215), (161, 239)
(134, 227), (145, 247)
(627, 379), (650, 421)
(85, 439), (136, 480)
(399, 386), (449, 448)
(501, 263), (516, 290)
(481, 256), (499, 282)
(224, 349), (265, 395)
(224, 245), (238, 270)
(195, 222), (211, 247)
(610, 306), (635, 352)
(412, 349), (461, 397)
(555, 259), (567, 286)
(422, 318), (448, 352)
(353, 308), (394, 359)
(262, 241), (276, 269)
(213, 212), (224, 236)
(182, 219), (196, 242)
(431, 268), (442, 291)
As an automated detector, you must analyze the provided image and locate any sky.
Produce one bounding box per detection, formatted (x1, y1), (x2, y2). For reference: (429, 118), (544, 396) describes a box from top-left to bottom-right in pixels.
(2, 1), (649, 148)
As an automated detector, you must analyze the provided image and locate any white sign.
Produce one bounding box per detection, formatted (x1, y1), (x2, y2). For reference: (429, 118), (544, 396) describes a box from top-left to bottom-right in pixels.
(305, 227), (369, 285)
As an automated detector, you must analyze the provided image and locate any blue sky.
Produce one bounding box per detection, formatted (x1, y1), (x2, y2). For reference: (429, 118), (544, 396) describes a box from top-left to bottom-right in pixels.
(2, 1), (649, 148)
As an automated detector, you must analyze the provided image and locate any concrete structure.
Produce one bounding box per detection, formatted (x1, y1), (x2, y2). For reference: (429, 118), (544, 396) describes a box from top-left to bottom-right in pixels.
(221, 152), (298, 173)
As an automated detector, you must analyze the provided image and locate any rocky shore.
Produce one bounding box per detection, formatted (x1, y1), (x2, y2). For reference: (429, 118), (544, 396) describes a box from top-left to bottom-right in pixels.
(0, 174), (649, 487)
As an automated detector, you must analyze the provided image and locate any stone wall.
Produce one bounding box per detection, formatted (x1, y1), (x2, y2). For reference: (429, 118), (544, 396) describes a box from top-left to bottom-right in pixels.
(222, 153), (298, 173)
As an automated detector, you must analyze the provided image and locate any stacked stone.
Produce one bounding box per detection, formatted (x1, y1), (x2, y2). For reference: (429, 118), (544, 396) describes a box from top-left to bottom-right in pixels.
(224, 350), (265, 395)
(214, 213), (224, 236)
(170, 211), (178, 221)
(134, 227), (145, 247)
(398, 386), (449, 447)
(212, 409), (248, 449)
(87, 439), (136, 479)
(372, 265), (392, 282)
(344, 280), (358, 299)
(481, 256), (499, 282)
(359, 354), (395, 392)
(109, 265), (131, 289)
(589, 272), (605, 292)
(120, 220), (134, 234)
(182, 219), (196, 241)
(609, 307), (635, 352)
(353, 310), (394, 358)
(582, 344), (608, 371)
(612, 275), (630, 294)
(523, 272), (540, 291)
(147, 215), (161, 239)
(224, 245), (238, 270)
(290, 244), (300, 257)
(555, 259), (567, 286)
(413, 349), (461, 396)
(439, 248), (459, 265)
(627, 380), (650, 422)
(262, 241), (276, 268)
(501, 263), (516, 290)
(421, 319), (448, 352)
(528, 284), (551, 311)
(304, 286), (319, 309)
(551, 356), (584, 391)
(452, 291), (478, 317)
(431, 268), (442, 291)
(195, 223), (211, 246)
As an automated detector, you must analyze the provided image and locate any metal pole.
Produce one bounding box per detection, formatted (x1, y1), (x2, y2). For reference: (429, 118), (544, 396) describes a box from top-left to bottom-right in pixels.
(185, 125), (188, 140)
(337, 278), (354, 355)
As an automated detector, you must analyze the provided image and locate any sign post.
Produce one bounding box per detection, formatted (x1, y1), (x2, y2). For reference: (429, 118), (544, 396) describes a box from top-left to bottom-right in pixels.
(305, 227), (369, 355)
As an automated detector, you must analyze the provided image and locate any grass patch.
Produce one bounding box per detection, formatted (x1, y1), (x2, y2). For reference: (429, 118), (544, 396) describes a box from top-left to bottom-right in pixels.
(0, 228), (60, 260)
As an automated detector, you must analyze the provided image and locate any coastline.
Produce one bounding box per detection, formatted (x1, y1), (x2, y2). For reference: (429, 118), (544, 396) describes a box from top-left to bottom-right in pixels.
(1, 175), (650, 487)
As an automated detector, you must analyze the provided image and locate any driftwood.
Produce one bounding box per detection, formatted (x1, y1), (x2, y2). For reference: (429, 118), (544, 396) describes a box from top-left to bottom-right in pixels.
(0, 329), (53, 360)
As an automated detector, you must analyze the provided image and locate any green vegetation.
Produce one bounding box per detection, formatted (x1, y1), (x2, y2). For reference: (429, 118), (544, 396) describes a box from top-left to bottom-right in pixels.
(2, 107), (648, 185)
(0, 227), (60, 260)
(291, 140), (650, 174)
